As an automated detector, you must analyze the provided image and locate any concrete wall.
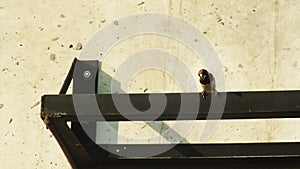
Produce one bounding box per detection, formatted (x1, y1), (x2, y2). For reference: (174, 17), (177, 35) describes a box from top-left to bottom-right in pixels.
(0, 0), (299, 168)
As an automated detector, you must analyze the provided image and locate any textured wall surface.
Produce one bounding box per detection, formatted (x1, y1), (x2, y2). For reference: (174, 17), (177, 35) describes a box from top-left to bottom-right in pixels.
(0, 0), (299, 168)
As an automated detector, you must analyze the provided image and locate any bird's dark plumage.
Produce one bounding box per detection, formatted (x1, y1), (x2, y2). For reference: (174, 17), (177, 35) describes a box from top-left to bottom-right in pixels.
(198, 69), (211, 85)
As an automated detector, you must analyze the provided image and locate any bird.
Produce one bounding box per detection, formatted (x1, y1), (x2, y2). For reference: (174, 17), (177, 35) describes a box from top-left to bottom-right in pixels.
(198, 69), (216, 99)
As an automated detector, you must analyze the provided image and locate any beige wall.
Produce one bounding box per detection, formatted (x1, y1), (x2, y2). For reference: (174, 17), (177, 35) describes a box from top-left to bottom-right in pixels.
(0, 0), (299, 168)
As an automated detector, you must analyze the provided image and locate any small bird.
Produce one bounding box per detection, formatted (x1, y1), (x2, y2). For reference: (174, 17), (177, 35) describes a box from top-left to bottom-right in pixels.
(198, 69), (215, 99)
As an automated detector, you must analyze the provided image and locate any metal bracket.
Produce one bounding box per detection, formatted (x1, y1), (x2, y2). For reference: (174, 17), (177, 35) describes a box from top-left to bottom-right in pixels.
(41, 58), (300, 169)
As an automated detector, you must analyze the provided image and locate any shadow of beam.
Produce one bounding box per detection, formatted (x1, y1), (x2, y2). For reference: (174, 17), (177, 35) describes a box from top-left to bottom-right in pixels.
(95, 62), (203, 156)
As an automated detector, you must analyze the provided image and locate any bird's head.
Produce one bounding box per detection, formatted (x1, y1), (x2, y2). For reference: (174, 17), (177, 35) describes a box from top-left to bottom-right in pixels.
(198, 69), (209, 80)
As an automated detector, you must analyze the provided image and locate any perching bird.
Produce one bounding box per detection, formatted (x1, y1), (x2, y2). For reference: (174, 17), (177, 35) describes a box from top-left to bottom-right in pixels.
(198, 69), (215, 99)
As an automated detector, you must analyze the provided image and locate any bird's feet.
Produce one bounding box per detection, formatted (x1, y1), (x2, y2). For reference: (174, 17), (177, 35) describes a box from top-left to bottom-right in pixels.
(201, 91), (207, 99)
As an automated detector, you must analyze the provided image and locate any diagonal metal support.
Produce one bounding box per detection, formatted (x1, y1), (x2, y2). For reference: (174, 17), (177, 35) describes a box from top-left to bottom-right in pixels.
(59, 58), (78, 94)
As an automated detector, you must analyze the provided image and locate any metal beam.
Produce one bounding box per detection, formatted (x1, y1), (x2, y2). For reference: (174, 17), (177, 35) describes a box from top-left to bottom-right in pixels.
(87, 157), (300, 169)
(98, 143), (300, 158)
(41, 91), (300, 121)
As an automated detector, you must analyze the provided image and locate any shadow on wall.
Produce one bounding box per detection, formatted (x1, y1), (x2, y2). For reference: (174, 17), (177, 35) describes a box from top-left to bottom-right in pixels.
(97, 62), (123, 94)
(95, 62), (189, 144)
(96, 62), (122, 144)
